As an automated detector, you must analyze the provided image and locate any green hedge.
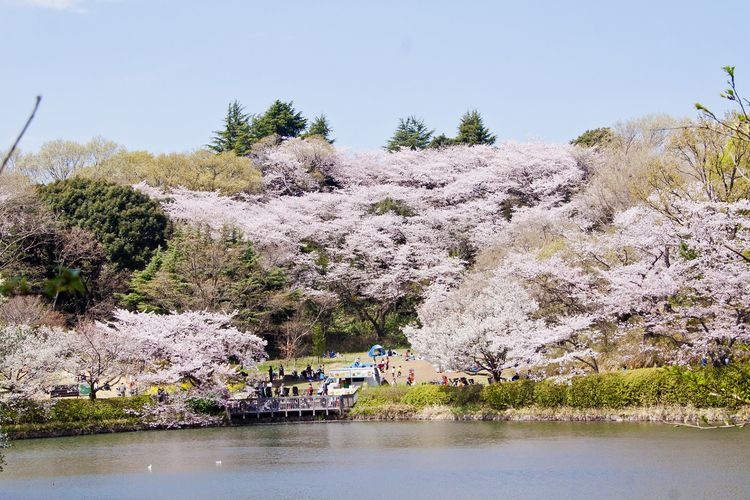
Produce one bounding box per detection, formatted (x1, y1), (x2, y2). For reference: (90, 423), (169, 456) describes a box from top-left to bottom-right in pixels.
(358, 364), (750, 413)
(402, 385), (453, 407)
(363, 385), (485, 409)
(1, 396), (152, 425)
(481, 364), (750, 410)
(482, 380), (535, 409)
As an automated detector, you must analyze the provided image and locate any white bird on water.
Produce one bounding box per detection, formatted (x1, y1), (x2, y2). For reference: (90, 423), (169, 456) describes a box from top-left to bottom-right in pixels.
(215, 460), (222, 466)
(147, 464), (152, 472)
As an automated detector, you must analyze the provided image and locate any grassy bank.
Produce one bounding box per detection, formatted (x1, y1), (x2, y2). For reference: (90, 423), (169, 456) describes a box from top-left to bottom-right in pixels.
(5, 364), (749, 439)
(0, 395), (232, 439)
(1, 396), (152, 439)
(350, 364), (750, 424)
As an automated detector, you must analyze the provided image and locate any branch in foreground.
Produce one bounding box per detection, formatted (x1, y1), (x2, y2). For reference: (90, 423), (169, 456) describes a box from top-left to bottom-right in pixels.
(0, 95), (42, 176)
(663, 420), (747, 430)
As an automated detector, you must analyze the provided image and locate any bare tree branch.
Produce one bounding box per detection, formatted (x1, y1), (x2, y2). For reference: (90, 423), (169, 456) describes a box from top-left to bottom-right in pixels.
(0, 95), (42, 176)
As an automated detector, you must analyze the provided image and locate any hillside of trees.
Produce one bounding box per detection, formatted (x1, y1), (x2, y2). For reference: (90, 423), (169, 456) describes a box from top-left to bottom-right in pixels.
(2, 68), (750, 400)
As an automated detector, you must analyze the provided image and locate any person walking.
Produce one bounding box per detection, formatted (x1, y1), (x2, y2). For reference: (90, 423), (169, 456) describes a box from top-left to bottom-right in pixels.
(391, 366), (397, 385)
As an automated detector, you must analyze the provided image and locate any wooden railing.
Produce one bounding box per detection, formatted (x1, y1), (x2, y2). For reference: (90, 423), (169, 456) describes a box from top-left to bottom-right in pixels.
(226, 392), (358, 417)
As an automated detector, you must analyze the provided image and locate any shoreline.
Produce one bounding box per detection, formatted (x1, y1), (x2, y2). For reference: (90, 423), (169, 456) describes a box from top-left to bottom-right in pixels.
(349, 404), (750, 425)
(6, 404), (748, 440)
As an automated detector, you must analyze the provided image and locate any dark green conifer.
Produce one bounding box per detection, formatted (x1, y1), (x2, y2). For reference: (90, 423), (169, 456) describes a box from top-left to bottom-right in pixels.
(455, 109), (496, 146)
(249, 100), (307, 140)
(303, 114), (334, 143)
(209, 100), (253, 155)
(385, 116), (434, 152)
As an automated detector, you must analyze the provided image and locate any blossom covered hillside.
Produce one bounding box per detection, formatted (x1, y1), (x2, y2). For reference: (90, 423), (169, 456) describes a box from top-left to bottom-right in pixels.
(407, 113), (750, 378)
(137, 141), (587, 343)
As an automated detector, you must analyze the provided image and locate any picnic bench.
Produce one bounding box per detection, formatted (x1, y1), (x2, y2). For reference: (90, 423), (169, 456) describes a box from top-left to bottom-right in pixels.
(50, 384), (80, 398)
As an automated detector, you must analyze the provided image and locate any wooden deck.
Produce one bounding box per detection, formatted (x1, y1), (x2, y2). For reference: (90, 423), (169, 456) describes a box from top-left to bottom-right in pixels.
(226, 393), (358, 420)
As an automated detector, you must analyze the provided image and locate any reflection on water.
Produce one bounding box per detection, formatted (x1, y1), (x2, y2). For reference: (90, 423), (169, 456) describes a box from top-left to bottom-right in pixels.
(2, 421), (749, 499)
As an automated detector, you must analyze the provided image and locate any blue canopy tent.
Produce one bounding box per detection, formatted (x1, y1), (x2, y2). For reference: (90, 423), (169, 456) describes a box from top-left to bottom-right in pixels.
(368, 344), (386, 359)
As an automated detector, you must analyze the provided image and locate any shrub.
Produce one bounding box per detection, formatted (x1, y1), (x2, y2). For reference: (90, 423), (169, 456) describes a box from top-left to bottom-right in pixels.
(445, 385), (483, 407)
(482, 380), (535, 409)
(186, 397), (225, 415)
(669, 364), (750, 408)
(1, 396), (151, 425)
(357, 386), (411, 405)
(402, 385), (452, 407)
(350, 385), (415, 418)
(48, 396), (151, 423)
(533, 380), (567, 408)
(0, 399), (49, 425)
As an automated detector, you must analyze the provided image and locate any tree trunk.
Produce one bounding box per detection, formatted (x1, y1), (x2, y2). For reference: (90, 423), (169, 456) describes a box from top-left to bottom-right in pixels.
(489, 368), (504, 384)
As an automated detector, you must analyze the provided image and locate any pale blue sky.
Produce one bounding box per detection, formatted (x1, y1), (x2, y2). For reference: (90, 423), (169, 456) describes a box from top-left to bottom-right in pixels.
(1, 0), (748, 153)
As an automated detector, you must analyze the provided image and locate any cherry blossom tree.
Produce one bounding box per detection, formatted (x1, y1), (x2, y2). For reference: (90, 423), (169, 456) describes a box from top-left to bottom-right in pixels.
(64, 322), (138, 400)
(405, 274), (552, 382)
(0, 324), (68, 399)
(103, 310), (267, 389)
(503, 252), (603, 371)
(503, 197), (750, 369)
(585, 200), (750, 365)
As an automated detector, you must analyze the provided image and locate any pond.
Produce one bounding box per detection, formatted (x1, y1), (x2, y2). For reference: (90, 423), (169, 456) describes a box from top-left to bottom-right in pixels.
(2, 421), (748, 498)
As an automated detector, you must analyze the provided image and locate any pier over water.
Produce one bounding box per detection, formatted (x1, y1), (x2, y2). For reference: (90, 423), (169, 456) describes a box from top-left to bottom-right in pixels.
(225, 393), (358, 421)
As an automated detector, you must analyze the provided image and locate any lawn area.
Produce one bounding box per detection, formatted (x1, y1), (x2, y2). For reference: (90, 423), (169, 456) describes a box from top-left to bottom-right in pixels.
(250, 350), (492, 392)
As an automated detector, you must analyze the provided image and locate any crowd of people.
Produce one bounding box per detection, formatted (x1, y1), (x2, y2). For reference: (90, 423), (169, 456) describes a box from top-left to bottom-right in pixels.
(266, 364), (326, 383)
(247, 363), (329, 399)
(247, 348), (505, 398)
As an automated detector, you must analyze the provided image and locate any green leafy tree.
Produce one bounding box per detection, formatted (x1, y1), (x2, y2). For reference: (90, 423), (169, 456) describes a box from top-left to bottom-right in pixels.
(303, 114), (335, 143)
(428, 133), (455, 149)
(119, 225), (299, 352)
(455, 109), (496, 146)
(81, 149), (262, 196)
(570, 127), (614, 148)
(385, 116), (434, 152)
(696, 66), (750, 145)
(209, 100), (253, 156)
(249, 100), (307, 141)
(38, 178), (169, 271)
(0, 188), (121, 318)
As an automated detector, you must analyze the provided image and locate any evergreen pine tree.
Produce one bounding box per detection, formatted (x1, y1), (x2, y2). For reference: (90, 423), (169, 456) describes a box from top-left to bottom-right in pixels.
(303, 114), (334, 143)
(209, 100), (253, 155)
(428, 133), (454, 149)
(570, 127), (614, 148)
(385, 116), (434, 152)
(455, 109), (496, 146)
(249, 100), (307, 141)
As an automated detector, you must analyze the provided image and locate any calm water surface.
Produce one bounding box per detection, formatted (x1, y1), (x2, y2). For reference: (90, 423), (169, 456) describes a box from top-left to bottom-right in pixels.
(1, 421), (749, 499)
